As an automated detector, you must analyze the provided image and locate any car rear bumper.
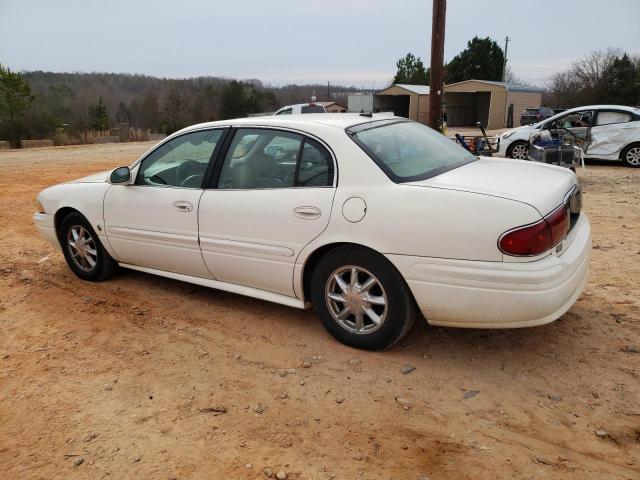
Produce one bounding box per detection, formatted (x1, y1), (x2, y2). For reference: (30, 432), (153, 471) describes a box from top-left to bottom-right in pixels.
(33, 212), (59, 247)
(386, 214), (591, 328)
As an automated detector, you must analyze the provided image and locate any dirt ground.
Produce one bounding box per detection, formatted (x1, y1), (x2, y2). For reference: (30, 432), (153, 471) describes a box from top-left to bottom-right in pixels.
(0, 142), (639, 480)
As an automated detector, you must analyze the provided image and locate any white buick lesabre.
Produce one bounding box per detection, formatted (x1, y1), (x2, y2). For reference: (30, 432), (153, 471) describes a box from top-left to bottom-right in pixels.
(34, 114), (591, 350)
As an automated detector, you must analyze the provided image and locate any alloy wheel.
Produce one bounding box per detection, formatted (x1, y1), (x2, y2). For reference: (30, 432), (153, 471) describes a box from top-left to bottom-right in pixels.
(325, 265), (388, 334)
(626, 147), (640, 166)
(67, 225), (98, 272)
(511, 143), (529, 160)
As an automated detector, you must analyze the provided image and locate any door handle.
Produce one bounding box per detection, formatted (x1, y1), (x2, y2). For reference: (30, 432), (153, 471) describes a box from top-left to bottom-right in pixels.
(173, 200), (193, 212)
(293, 206), (321, 220)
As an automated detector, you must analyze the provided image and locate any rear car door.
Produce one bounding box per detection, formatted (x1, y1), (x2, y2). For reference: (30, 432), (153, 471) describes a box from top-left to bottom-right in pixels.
(103, 128), (226, 277)
(198, 127), (336, 296)
(586, 110), (637, 157)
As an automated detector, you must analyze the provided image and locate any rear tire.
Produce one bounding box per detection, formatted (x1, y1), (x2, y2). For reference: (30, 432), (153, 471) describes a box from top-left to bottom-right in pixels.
(310, 247), (416, 350)
(60, 212), (118, 281)
(507, 140), (529, 160)
(621, 143), (640, 168)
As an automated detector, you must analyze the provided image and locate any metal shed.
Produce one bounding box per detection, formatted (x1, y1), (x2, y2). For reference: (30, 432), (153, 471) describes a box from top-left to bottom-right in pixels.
(443, 80), (545, 129)
(374, 84), (430, 124)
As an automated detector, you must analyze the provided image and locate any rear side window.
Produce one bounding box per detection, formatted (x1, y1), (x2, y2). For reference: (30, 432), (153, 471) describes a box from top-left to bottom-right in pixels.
(348, 120), (476, 182)
(296, 139), (333, 187)
(217, 129), (334, 189)
(301, 105), (325, 113)
(596, 111), (632, 126)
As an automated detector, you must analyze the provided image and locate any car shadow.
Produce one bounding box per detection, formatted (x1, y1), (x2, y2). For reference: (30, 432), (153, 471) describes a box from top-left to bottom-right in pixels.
(114, 267), (594, 368)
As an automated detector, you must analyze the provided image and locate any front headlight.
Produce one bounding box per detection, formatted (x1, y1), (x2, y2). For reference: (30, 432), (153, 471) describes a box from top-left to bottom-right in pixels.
(36, 199), (45, 213)
(502, 131), (515, 139)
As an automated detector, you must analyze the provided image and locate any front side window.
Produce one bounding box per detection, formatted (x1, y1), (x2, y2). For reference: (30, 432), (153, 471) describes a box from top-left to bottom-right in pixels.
(276, 108), (293, 115)
(136, 129), (223, 188)
(555, 111), (592, 128)
(217, 129), (334, 189)
(348, 120), (476, 182)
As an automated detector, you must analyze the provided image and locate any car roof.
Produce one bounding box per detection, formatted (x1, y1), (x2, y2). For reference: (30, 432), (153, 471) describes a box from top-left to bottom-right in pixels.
(563, 105), (639, 113)
(528, 104), (640, 128)
(176, 113), (399, 134)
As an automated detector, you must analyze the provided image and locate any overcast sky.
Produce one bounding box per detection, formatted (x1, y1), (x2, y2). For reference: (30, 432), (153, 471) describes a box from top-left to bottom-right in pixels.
(1, 0), (639, 87)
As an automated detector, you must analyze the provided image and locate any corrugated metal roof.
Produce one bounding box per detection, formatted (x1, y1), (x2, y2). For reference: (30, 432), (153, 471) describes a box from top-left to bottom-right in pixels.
(394, 84), (431, 95)
(446, 79), (545, 93)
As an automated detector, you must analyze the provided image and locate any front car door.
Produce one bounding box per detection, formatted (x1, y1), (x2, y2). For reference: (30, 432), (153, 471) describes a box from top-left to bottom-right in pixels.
(586, 109), (638, 157)
(103, 128), (226, 277)
(545, 110), (594, 150)
(198, 127), (336, 296)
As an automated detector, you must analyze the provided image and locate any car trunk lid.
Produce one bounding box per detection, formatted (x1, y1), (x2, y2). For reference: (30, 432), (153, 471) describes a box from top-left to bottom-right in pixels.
(405, 157), (577, 216)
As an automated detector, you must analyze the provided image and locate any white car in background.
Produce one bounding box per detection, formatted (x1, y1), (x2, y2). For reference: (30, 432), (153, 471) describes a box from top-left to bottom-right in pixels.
(274, 103), (326, 115)
(496, 105), (640, 167)
(34, 114), (590, 350)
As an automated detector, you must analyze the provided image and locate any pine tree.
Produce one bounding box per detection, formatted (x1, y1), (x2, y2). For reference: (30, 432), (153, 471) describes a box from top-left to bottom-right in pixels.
(392, 53), (430, 85)
(445, 37), (505, 84)
(88, 97), (109, 130)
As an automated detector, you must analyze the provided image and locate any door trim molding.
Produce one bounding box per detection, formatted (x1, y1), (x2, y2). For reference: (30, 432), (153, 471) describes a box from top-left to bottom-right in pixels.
(199, 236), (295, 257)
(107, 225), (199, 246)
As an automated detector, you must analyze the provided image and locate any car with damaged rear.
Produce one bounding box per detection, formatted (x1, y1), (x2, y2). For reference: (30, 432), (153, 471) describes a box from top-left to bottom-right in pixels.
(34, 114), (591, 350)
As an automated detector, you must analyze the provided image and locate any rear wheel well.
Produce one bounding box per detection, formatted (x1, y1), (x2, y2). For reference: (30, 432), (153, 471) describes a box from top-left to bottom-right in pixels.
(621, 142), (640, 158)
(301, 243), (403, 302)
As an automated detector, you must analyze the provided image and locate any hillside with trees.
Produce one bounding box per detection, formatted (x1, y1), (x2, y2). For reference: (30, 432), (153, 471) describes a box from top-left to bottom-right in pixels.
(0, 69), (359, 146)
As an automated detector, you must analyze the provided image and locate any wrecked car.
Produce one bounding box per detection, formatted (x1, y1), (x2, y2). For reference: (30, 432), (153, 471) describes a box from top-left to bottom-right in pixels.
(496, 105), (640, 167)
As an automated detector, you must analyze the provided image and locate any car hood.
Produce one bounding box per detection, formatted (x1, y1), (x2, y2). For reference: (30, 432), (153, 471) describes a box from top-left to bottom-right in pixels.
(406, 158), (577, 215)
(69, 170), (110, 183)
(501, 124), (535, 137)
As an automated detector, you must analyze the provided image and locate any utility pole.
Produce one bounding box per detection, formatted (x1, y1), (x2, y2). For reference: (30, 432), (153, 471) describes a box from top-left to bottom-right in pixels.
(501, 36), (510, 82)
(327, 81), (330, 101)
(428, 0), (446, 131)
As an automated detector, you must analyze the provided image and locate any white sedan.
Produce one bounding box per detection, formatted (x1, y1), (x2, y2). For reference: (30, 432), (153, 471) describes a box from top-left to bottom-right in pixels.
(34, 114), (591, 350)
(496, 105), (640, 167)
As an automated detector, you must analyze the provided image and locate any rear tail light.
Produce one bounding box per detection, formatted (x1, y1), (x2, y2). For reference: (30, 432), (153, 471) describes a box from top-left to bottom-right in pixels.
(499, 205), (569, 256)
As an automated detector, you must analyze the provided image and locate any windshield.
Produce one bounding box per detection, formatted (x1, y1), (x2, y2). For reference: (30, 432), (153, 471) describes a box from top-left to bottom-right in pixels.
(348, 120), (476, 182)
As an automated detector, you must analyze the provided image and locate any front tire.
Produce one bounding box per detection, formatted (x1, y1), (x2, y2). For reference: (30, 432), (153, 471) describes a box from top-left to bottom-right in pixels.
(621, 143), (640, 168)
(507, 140), (529, 160)
(60, 212), (118, 281)
(310, 247), (416, 350)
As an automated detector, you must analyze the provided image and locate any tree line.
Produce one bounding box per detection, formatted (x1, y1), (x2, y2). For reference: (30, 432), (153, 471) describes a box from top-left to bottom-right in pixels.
(0, 68), (358, 147)
(545, 49), (640, 108)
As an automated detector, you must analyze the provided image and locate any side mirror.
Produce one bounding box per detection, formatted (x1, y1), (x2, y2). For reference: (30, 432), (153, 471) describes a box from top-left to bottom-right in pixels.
(110, 166), (131, 184)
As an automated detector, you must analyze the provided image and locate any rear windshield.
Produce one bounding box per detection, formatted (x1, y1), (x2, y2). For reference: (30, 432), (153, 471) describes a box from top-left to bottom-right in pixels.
(301, 105), (325, 113)
(523, 109), (541, 115)
(348, 120), (476, 182)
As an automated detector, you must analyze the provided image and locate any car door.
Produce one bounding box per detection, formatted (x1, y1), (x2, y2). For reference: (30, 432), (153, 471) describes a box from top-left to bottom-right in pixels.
(198, 127), (336, 296)
(103, 128), (227, 277)
(546, 110), (593, 149)
(586, 110), (637, 157)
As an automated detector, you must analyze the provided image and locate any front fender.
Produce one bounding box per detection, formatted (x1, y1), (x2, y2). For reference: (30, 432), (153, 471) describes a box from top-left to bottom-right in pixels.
(37, 182), (116, 258)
